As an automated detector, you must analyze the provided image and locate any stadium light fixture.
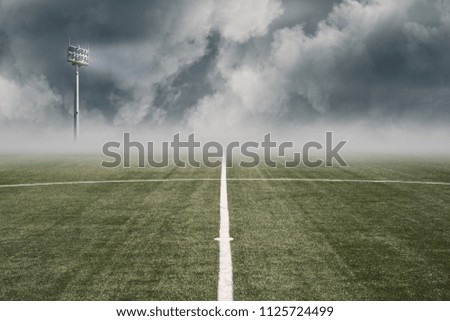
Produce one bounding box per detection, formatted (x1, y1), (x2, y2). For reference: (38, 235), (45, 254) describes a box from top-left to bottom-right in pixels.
(67, 41), (89, 141)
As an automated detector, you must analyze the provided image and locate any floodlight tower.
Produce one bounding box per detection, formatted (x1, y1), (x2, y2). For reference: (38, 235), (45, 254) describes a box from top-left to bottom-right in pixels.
(67, 42), (89, 141)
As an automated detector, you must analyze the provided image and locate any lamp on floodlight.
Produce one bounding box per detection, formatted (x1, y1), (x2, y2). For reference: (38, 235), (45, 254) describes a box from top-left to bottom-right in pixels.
(67, 42), (89, 141)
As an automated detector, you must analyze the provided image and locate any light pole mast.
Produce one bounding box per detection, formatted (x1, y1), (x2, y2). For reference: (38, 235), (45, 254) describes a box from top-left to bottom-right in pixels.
(67, 43), (89, 141)
(74, 65), (79, 140)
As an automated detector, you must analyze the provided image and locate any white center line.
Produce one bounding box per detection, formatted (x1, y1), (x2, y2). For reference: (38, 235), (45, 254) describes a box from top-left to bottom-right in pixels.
(215, 156), (233, 301)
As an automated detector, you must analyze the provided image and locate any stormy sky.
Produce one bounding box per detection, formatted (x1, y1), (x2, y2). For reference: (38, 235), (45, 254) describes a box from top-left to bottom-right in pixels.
(0, 0), (449, 152)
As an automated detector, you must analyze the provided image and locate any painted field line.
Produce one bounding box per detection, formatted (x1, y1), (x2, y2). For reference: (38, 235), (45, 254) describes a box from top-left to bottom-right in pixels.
(226, 178), (450, 186)
(0, 178), (217, 188)
(214, 156), (233, 301)
(0, 178), (449, 189)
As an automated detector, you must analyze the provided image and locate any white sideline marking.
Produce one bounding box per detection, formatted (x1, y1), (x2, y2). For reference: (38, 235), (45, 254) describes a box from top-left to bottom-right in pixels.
(216, 156), (233, 301)
(1, 178), (450, 189)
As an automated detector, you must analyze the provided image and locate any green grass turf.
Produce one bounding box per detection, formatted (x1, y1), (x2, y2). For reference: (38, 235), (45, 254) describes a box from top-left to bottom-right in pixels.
(228, 157), (450, 300)
(0, 154), (449, 300)
(0, 156), (220, 300)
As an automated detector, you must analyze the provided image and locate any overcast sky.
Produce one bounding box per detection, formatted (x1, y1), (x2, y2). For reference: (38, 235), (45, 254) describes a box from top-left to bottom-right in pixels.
(0, 0), (449, 151)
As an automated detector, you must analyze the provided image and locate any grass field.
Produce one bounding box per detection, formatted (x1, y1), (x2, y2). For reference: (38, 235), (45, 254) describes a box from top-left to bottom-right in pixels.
(0, 154), (449, 300)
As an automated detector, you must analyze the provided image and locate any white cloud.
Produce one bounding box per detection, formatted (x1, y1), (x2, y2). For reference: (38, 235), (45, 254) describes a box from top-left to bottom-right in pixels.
(269, 0), (416, 113)
(0, 75), (61, 122)
(212, 0), (284, 43)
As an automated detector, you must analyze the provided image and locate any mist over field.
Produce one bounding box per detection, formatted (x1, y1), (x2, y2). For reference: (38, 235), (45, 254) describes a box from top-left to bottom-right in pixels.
(0, 0), (449, 155)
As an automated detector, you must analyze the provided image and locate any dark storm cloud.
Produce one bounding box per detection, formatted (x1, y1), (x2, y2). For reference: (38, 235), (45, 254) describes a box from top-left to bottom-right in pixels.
(0, 0), (191, 123)
(318, 0), (450, 122)
(0, 0), (216, 124)
(0, 0), (449, 132)
(190, 0), (450, 130)
(274, 0), (341, 35)
(0, 0), (285, 127)
(149, 32), (220, 124)
(2, 0), (168, 43)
